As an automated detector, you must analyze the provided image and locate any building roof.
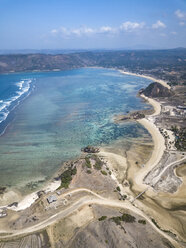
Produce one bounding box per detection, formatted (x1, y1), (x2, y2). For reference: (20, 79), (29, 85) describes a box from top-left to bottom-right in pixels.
(47, 195), (57, 204)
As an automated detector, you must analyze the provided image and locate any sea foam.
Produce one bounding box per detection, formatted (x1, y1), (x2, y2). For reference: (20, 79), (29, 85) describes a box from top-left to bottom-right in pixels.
(0, 79), (32, 124)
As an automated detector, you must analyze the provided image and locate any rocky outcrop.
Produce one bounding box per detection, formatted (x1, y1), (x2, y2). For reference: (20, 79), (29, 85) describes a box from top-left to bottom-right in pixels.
(140, 82), (173, 98)
(81, 146), (100, 153)
(8, 202), (18, 207)
(0, 187), (6, 194)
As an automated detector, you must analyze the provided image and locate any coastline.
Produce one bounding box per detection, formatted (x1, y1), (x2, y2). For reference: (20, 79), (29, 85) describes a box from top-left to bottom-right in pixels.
(100, 91), (166, 192)
(0, 179), (61, 211)
(119, 69), (171, 89)
(0, 69), (168, 212)
(1, 69), (184, 247)
(135, 93), (166, 189)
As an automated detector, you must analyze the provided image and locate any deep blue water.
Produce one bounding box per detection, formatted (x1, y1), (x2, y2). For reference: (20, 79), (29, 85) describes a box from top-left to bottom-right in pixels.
(0, 68), (152, 194)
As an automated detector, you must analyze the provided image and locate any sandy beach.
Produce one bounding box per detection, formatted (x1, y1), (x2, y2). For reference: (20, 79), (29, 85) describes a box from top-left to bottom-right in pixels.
(119, 70), (171, 89)
(0, 70), (170, 213)
(136, 118), (165, 188)
(0, 179), (61, 211)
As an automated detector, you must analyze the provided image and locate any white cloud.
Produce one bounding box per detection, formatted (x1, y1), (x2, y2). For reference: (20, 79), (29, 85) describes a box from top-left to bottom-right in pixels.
(53, 26), (96, 36)
(170, 31), (177, 35)
(175, 9), (186, 19)
(152, 20), (166, 29)
(179, 21), (185, 26)
(50, 21), (146, 37)
(72, 27), (95, 36)
(175, 9), (186, 26)
(99, 26), (116, 34)
(51, 29), (58, 34)
(120, 21), (145, 31)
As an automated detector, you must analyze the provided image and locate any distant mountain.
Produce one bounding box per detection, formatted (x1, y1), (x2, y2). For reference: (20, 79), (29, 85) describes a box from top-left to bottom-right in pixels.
(0, 47), (185, 55)
(0, 49), (88, 55)
(0, 48), (185, 85)
(0, 49), (115, 55)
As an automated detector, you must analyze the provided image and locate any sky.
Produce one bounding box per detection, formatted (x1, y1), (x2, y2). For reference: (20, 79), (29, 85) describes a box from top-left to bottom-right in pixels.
(0, 0), (186, 50)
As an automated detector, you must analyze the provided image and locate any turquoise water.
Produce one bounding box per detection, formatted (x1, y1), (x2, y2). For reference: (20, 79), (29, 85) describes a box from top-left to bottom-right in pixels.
(0, 68), (152, 194)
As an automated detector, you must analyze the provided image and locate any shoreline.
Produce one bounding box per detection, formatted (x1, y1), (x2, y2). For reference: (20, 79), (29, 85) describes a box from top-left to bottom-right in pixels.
(0, 179), (61, 211)
(0, 69), (167, 211)
(119, 69), (171, 89)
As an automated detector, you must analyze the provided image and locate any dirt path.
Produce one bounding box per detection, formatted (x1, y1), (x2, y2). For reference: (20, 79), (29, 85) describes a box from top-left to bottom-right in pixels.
(0, 188), (180, 248)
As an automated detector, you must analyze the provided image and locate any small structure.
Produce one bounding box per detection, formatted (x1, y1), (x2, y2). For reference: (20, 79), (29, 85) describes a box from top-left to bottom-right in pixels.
(47, 195), (57, 204)
(177, 105), (186, 110)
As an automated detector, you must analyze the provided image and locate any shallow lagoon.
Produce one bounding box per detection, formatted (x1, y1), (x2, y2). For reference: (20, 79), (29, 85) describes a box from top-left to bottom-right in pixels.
(0, 68), (152, 194)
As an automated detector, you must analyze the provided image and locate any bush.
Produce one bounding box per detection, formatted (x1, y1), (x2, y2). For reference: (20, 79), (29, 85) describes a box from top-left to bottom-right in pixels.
(85, 157), (91, 168)
(121, 213), (136, 223)
(59, 166), (77, 189)
(116, 186), (121, 192)
(94, 163), (102, 170)
(110, 216), (121, 225)
(87, 169), (92, 174)
(151, 218), (160, 229)
(138, 219), (146, 225)
(92, 155), (103, 170)
(98, 216), (107, 221)
(110, 213), (135, 225)
(101, 170), (107, 175)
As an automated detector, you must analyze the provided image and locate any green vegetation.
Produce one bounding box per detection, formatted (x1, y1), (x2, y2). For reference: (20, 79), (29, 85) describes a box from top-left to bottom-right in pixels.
(151, 218), (176, 237)
(116, 186), (121, 192)
(101, 170), (107, 176)
(138, 219), (146, 225)
(91, 155), (103, 170)
(121, 213), (136, 223)
(120, 194), (127, 200)
(1, 49), (186, 85)
(110, 213), (136, 225)
(98, 216), (107, 221)
(171, 126), (186, 151)
(94, 163), (102, 170)
(59, 166), (77, 189)
(86, 169), (92, 174)
(151, 218), (161, 229)
(110, 216), (122, 225)
(85, 157), (91, 168)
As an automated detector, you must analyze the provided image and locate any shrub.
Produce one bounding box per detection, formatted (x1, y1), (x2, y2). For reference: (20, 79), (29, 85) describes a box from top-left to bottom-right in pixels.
(110, 216), (121, 225)
(121, 213), (136, 223)
(98, 216), (107, 221)
(101, 170), (107, 175)
(85, 157), (91, 168)
(59, 166), (77, 189)
(92, 155), (103, 170)
(138, 219), (146, 225)
(151, 218), (160, 229)
(116, 186), (121, 192)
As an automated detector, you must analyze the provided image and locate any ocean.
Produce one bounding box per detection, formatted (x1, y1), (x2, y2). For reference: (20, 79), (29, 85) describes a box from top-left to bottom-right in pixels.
(0, 68), (152, 196)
